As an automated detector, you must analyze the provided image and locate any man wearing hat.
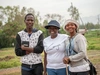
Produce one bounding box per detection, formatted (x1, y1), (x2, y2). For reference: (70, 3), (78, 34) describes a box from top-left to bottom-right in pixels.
(43, 20), (68, 75)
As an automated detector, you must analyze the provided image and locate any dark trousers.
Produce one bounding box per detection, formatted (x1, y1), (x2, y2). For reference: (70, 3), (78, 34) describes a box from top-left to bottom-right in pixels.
(69, 71), (89, 75)
(21, 63), (43, 75)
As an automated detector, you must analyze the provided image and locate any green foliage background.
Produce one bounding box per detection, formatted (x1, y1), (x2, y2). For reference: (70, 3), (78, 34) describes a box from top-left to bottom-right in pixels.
(0, 5), (100, 48)
(85, 30), (100, 50)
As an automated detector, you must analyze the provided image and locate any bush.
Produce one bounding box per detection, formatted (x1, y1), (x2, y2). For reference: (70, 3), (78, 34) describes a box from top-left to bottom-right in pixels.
(0, 33), (15, 48)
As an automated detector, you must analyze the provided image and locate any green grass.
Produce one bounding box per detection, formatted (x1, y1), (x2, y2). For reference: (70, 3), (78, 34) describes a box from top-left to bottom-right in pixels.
(85, 30), (100, 50)
(0, 47), (100, 69)
(0, 49), (100, 75)
(0, 48), (100, 75)
(0, 47), (21, 69)
(0, 47), (44, 69)
(86, 37), (100, 50)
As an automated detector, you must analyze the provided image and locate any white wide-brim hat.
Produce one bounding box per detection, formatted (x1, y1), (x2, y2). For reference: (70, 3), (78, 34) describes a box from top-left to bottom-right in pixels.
(63, 19), (79, 32)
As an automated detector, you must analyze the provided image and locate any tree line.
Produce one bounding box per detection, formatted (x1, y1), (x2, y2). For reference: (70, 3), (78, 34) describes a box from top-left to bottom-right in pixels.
(0, 5), (99, 48)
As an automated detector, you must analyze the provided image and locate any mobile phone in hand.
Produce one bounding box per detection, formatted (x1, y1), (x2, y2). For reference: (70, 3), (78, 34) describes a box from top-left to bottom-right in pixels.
(22, 41), (29, 47)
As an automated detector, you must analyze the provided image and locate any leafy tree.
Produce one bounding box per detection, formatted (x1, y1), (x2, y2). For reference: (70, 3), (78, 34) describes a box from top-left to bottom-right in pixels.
(44, 14), (64, 24)
(0, 21), (2, 27)
(2, 22), (23, 36)
(85, 22), (94, 30)
(68, 3), (80, 21)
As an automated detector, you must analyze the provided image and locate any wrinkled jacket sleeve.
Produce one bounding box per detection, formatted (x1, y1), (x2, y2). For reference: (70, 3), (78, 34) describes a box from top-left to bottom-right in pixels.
(15, 34), (26, 56)
(34, 33), (44, 53)
(69, 35), (87, 62)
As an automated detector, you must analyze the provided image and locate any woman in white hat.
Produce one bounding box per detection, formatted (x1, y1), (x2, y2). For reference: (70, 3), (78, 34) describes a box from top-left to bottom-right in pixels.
(43, 20), (68, 75)
(63, 19), (90, 75)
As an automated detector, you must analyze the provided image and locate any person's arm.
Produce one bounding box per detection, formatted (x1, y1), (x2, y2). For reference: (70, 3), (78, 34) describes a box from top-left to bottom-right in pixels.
(69, 35), (87, 62)
(34, 33), (44, 53)
(15, 34), (26, 56)
(21, 33), (44, 54)
(43, 51), (47, 75)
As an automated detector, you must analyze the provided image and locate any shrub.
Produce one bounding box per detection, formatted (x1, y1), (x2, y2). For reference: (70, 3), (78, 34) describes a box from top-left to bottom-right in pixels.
(0, 33), (15, 48)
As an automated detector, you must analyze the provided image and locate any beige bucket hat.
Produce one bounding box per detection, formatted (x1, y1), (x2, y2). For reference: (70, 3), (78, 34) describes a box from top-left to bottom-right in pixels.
(63, 19), (79, 32)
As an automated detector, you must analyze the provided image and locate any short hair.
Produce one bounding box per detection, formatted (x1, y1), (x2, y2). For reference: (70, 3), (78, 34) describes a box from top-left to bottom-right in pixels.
(24, 13), (35, 20)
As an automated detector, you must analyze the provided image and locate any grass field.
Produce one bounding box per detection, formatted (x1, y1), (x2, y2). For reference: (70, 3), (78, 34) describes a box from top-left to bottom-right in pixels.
(85, 30), (100, 50)
(0, 47), (44, 69)
(0, 48), (21, 69)
(0, 48), (100, 75)
(87, 37), (100, 50)
(0, 48), (99, 69)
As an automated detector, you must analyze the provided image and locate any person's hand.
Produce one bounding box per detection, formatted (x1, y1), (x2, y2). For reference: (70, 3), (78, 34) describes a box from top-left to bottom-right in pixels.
(43, 72), (47, 75)
(21, 45), (32, 54)
(21, 45), (25, 50)
(63, 57), (70, 64)
(26, 51), (31, 54)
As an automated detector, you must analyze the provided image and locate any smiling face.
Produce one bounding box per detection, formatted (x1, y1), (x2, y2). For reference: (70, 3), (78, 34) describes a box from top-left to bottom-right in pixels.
(24, 14), (35, 30)
(65, 22), (77, 34)
(48, 26), (59, 38)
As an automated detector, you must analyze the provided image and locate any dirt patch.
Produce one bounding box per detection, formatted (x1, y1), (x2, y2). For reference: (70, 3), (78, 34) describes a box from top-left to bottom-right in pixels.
(0, 67), (21, 75)
(95, 64), (100, 75)
(0, 56), (15, 61)
(0, 65), (100, 75)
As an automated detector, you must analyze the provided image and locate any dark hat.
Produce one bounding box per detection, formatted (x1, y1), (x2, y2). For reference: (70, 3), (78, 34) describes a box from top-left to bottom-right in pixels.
(45, 20), (60, 29)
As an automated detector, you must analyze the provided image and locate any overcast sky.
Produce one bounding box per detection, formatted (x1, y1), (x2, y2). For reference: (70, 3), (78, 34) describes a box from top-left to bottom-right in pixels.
(0, 0), (100, 24)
